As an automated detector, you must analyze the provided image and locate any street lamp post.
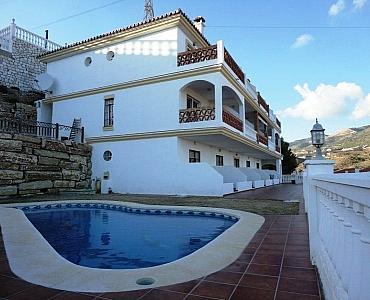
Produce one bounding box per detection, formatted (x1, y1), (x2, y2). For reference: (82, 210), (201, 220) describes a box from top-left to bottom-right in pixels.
(310, 118), (325, 159)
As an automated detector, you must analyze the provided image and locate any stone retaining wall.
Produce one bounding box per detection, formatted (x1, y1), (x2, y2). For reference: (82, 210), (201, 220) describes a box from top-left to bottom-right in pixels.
(0, 39), (46, 91)
(0, 133), (92, 197)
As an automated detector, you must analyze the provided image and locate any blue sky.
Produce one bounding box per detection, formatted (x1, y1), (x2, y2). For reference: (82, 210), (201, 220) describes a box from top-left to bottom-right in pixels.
(1, 0), (370, 142)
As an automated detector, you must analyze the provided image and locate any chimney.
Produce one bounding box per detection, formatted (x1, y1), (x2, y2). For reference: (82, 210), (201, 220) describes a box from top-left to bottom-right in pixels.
(193, 16), (205, 34)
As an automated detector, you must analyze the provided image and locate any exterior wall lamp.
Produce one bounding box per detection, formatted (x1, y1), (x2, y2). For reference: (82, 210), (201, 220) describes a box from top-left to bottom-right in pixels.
(310, 118), (325, 159)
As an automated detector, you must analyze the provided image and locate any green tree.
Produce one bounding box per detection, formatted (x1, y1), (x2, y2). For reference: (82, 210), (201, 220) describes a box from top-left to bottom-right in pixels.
(281, 137), (298, 174)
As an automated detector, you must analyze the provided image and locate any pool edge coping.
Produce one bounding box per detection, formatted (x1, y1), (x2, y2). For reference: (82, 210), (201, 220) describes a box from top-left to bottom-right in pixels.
(0, 200), (264, 293)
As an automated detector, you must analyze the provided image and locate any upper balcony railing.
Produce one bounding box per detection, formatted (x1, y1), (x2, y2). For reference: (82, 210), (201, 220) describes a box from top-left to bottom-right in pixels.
(179, 107), (216, 123)
(177, 43), (245, 84)
(276, 118), (281, 128)
(177, 45), (217, 66)
(257, 93), (269, 115)
(224, 48), (245, 84)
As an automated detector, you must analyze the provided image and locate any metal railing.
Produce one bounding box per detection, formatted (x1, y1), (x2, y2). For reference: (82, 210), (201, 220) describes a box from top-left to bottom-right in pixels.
(0, 118), (84, 143)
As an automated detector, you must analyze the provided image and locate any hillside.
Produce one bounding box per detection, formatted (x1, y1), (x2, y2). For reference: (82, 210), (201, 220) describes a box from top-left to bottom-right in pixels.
(290, 125), (370, 171)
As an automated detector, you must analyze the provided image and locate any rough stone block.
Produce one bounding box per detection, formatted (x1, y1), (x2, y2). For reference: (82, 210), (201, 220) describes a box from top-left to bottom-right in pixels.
(19, 180), (53, 190)
(0, 139), (22, 152)
(59, 161), (80, 170)
(13, 134), (41, 144)
(0, 161), (20, 170)
(19, 189), (41, 195)
(34, 149), (69, 160)
(38, 156), (60, 166)
(0, 186), (17, 196)
(54, 180), (75, 188)
(0, 170), (23, 180)
(0, 151), (37, 164)
(43, 140), (67, 152)
(19, 164), (60, 172)
(25, 171), (62, 181)
(76, 180), (90, 189)
(69, 155), (86, 165)
(62, 170), (80, 181)
(0, 133), (12, 139)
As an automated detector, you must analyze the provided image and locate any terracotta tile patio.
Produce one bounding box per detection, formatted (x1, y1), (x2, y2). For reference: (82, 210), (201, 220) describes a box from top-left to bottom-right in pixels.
(0, 213), (323, 300)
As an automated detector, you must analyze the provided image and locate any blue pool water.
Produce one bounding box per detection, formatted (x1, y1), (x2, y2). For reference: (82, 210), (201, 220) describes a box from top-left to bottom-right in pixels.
(23, 204), (236, 269)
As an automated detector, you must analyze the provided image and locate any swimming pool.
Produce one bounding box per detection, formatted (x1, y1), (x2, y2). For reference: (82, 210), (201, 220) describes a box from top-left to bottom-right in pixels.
(0, 201), (264, 292)
(23, 203), (236, 269)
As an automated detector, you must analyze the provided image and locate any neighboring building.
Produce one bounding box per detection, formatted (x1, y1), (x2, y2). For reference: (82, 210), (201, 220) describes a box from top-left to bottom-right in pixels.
(36, 9), (282, 196)
(0, 19), (60, 91)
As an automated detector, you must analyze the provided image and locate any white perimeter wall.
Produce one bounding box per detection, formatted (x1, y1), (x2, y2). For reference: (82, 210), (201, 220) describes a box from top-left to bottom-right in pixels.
(91, 137), (225, 196)
(177, 138), (262, 168)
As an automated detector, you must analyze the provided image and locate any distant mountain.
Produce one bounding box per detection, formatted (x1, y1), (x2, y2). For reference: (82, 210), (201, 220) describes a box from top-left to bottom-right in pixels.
(290, 125), (370, 154)
(290, 125), (370, 171)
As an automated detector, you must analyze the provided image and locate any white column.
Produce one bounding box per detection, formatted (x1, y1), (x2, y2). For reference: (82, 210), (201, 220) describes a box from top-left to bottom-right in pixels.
(303, 159), (334, 265)
(216, 40), (224, 65)
(214, 83), (223, 125)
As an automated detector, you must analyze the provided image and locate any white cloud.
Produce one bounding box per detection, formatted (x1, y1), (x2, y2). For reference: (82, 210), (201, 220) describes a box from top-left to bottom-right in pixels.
(352, 94), (370, 118)
(278, 82), (364, 120)
(329, 0), (346, 16)
(353, 0), (367, 9)
(291, 34), (314, 49)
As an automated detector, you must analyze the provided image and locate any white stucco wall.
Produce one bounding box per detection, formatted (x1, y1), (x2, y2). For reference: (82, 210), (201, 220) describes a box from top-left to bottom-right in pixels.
(47, 28), (180, 95)
(177, 138), (262, 168)
(91, 137), (225, 196)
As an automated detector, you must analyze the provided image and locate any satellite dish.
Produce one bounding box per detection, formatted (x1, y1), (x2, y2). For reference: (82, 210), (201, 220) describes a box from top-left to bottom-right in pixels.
(35, 73), (54, 91)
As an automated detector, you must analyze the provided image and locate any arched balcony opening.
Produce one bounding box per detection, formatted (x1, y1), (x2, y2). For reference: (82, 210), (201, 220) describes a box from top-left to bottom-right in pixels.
(222, 86), (243, 132)
(179, 80), (216, 124)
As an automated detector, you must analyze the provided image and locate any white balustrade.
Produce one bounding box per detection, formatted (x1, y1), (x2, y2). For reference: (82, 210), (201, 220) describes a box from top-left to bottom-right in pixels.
(0, 21), (61, 53)
(305, 172), (370, 300)
(282, 174), (303, 183)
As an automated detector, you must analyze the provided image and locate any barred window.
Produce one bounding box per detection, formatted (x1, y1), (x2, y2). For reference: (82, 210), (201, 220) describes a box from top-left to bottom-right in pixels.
(234, 158), (240, 168)
(189, 150), (200, 163)
(104, 98), (114, 127)
(216, 155), (224, 166)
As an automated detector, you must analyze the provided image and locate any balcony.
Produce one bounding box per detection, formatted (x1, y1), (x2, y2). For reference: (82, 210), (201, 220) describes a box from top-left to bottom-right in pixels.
(177, 43), (245, 83)
(222, 110), (243, 132)
(257, 132), (268, 146)
(276, 118), (281, 128)
(257, 93), (269, 114)
(179, 107), (215, 123)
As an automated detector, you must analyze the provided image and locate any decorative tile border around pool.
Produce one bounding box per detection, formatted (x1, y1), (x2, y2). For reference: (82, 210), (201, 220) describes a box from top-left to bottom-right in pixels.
(0, 200), (264, 293)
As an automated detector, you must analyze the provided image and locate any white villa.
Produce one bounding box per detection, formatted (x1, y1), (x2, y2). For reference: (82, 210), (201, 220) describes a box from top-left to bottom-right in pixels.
(36, 9), (282, 196)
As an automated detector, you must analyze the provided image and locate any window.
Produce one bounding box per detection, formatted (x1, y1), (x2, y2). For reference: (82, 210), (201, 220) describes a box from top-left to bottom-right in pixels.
(103, 150), (112, 161)
(189, 150), (200, 163)
(84, 57), (92, 66)
(234, 158), (240, 168)
(106, 51), (115, 61)
(246, 160), (251, 168)
(186, 95), (200, 109)
(104, 97), (114, 127)
(186, 40), (195, 51)
(216, 155), (224, 166)
(256, 162), (260, 169)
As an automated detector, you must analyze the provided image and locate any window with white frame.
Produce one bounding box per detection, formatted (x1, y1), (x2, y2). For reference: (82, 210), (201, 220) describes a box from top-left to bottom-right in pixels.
(186, 95), (200, 109)
(246, 160), (251, 168)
